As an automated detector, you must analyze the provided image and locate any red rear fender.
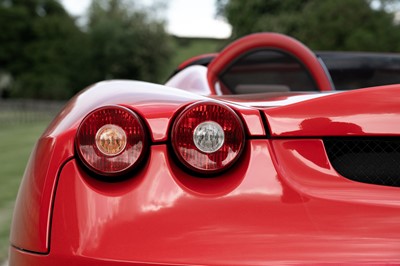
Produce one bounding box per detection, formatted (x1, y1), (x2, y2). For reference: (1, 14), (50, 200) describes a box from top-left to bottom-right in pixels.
(263, 85), (400, 137)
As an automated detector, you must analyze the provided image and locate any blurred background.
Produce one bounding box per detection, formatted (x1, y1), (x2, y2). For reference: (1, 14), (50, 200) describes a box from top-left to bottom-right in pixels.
(1, 0), (400, 262)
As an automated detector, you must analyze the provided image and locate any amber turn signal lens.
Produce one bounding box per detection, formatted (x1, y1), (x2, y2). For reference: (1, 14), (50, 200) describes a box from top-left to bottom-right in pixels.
(95, 124), (127, 156)
(76, 106), (147, 177)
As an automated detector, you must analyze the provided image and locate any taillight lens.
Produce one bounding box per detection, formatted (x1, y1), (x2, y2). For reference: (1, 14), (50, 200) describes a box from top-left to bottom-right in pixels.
(172, 102), (245, 174)
(76, 106), (147, 176)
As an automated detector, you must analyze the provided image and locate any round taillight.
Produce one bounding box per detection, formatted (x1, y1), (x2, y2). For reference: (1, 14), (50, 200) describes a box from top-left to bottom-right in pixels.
(76, 106), (147, 176)
(172, 102), (245, 174)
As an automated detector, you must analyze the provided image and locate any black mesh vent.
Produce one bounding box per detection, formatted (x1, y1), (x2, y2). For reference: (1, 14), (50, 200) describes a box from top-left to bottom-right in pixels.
(324, 138), (400, 187)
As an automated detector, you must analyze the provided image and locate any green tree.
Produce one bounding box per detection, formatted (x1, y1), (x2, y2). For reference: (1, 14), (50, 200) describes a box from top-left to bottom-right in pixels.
(297, 0), (400, 51)
(0, 0), (173, 99)
(219, 0), (400, 52)
(87, 0), (173, 83)
(217, 0), (310, 38)
(0, 0), (88, 99)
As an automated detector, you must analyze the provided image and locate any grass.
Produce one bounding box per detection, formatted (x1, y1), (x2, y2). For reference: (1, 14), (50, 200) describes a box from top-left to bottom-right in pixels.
(0, 122), (49, 261)
(169, 37), (227, 72)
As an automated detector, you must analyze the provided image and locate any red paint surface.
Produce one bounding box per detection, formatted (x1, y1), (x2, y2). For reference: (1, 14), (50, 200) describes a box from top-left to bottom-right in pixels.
(10, 141), (400, 265)
(10, 33), (400, 265)
(10, 80), (264, 253)
(263, 85), (400, 136)
(165, 65), (212, 95)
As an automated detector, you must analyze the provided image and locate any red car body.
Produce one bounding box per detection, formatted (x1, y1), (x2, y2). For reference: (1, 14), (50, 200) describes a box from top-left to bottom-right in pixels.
(9, 33), (400, 265)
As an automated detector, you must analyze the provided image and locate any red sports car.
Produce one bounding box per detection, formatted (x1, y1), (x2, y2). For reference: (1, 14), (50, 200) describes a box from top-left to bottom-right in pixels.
(9, 33), (400, 265)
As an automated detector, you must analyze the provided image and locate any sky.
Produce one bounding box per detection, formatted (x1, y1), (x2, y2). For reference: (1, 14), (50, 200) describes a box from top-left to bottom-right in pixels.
(60, 0), (232, 39)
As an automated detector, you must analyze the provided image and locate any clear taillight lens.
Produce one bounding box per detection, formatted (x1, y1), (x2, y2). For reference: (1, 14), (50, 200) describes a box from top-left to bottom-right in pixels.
(172, 102), (245, 174)
(76, 106), (147, 177)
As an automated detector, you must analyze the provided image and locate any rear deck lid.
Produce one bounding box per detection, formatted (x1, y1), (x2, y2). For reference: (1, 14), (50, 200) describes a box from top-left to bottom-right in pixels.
(260, 85), (400, 137)
(216, 85), (400, 137)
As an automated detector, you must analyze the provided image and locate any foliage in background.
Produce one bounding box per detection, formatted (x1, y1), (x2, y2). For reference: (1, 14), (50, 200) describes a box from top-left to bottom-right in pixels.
(3, 0), (400, 99)
(218, 0), (400, 52)
(0, 0), (173, 100)
(0, 0), (87, 99)
(170, 37), (225, 73)
(87, 0), (173, 83)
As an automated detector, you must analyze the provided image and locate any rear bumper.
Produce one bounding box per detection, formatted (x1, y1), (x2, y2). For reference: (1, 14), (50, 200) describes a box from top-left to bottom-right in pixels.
(10, 140), (400, 265)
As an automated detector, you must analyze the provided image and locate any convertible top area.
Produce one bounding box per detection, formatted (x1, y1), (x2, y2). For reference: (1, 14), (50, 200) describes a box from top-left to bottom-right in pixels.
(174, 49), (400, 91)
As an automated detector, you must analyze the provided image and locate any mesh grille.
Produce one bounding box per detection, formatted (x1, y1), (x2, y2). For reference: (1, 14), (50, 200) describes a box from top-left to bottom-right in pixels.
(324, 138), (400, 187)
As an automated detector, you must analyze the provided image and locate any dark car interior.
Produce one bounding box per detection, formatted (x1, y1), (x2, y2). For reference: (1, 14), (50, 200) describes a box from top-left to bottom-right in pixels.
(175, 51), (400, 93)
(319, 51), (400, 90)
(218, 49), (319, 93)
